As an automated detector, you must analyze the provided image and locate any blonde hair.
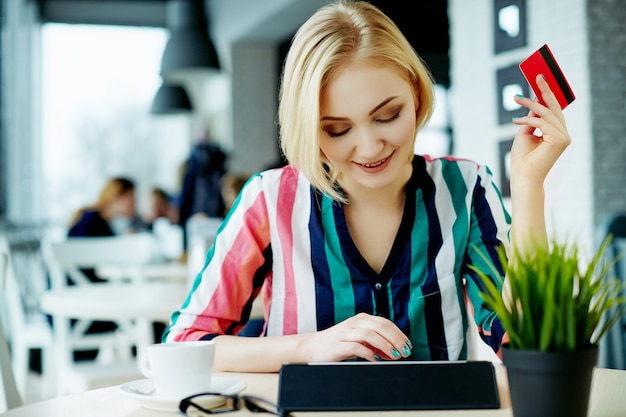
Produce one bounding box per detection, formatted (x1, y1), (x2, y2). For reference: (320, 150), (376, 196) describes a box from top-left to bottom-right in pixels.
(278, 0), (435, 202)
(69, 177), (135, 227)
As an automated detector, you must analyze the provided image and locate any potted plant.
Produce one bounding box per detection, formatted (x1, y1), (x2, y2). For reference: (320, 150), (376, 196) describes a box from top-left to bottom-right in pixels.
(471, 236), (626, 417)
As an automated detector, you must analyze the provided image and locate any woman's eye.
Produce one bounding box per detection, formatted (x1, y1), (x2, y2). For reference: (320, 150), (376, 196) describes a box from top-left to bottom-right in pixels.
(325, 127), (350, 138)
(376, 111), (401, 123)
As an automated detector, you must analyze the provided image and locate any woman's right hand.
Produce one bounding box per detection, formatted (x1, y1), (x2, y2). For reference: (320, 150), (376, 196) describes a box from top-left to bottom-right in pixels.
(299, 312), (412, 362)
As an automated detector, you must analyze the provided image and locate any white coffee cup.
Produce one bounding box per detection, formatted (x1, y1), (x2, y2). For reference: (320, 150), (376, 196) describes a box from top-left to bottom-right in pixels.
(140, 341), (216, 399)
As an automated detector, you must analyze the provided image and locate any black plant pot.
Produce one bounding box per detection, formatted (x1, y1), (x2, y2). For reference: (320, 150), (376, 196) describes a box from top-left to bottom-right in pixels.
(503, 347), (598, 417)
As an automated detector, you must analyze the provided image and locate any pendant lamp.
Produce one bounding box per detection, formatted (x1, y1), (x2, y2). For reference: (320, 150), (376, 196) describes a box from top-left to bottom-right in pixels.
(160, 0), (220, 82)
(151, 82), (192, 115)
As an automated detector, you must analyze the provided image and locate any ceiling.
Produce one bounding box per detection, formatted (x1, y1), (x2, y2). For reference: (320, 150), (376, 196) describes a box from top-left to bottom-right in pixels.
(35, 0), (168, 27)
(35, 0), (449, 85)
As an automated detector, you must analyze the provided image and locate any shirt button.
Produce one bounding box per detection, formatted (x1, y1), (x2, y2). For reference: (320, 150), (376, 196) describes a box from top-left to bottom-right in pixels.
(374, 283), (382, 291)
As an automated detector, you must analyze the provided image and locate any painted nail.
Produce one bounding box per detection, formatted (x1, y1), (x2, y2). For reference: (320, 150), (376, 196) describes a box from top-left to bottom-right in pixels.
(374, 354), (382, 362)
(402, 345), (411, 356)
(515, 93), (525, 99)
(391, 348), (401, 359)
(405, 340), (413, 350)
(512, 116), (520, 121)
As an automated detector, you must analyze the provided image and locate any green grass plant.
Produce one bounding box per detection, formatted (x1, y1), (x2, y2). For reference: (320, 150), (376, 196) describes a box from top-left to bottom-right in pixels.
(471, 236), (626, 351)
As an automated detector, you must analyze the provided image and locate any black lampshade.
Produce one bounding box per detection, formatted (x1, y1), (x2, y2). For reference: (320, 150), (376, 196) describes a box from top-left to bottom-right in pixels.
(150, 83), (192, 115)
(160, 0), (220, 82)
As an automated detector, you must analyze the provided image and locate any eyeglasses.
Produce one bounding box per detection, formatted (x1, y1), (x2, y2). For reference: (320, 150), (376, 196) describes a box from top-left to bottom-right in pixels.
(179, 392), (291, 417)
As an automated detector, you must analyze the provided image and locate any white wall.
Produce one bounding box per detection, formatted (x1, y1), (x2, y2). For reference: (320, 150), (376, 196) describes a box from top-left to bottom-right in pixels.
(449, 0), (594, 251)
(207, 0), (328, 172)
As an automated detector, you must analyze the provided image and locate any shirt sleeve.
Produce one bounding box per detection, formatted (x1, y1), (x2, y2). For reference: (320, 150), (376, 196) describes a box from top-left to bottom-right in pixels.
(462, 164), (510, 353)
(163, 174), (273, 342)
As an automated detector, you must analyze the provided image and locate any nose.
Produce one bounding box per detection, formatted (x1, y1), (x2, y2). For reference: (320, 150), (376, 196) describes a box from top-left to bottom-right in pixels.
(355, 127), (383, 158)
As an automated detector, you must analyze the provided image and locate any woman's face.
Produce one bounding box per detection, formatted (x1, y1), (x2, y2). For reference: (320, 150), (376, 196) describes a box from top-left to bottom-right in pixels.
(112, 189), (136, 218)
(319, 63), (417, 197)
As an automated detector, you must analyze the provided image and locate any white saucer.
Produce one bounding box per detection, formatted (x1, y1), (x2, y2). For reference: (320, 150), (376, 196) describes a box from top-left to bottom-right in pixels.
(120, 376), (247, 412)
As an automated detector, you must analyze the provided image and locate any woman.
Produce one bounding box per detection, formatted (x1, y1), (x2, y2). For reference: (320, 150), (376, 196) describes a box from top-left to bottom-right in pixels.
(68, 176), (138, 238)
(67, 176), (137, 283)
(143, 186), (179, 230)
(64, 176), (140, 358)
(163, 1), (570, 372)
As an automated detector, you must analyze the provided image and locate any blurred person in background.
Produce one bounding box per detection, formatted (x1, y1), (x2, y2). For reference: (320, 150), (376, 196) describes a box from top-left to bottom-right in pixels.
(143, 186), (179, 230)
(68, 176), (138, 239)
(62, 176), (140, 359)
(220, 172), (252, 216)
(66, 176), (141, 284)
(177, 141), (227, 251)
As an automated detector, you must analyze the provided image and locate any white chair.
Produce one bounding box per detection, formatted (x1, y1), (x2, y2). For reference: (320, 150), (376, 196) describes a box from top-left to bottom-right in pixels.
(0, 241), (23, 411)
(0, 235), (54, 403)
(464, 280), (501, 363)
(186, 216), (223, 286)
(41, 233), (157, 395)
(0, 306), (22, 413)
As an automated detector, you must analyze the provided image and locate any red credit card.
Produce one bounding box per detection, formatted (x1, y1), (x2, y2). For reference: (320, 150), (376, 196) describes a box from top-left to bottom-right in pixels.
(519, 44), (575, 109)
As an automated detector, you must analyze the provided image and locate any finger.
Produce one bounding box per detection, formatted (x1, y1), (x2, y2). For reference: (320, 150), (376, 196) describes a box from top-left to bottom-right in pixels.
(513, 94), (548, 118)
(342, 341), (379, 362)
(512, 106), (568, 138)
(334, 332), (398, 362)
(339, 320), (395, 360)
(352, 328), (403, 360)
(514, 116), (570, 148)
(535, 74), (561, 113)
(512, 94), (567, 137)
(511, 106), (537, 136)
(353, 314), (412, 358)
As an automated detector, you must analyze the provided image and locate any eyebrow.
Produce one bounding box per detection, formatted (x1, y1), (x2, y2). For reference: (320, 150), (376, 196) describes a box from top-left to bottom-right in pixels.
(320, 96), (399, 121)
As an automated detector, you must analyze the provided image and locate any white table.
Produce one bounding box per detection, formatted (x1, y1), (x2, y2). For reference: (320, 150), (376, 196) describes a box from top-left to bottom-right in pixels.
(39, 281), (187, 319)
(39, 281), (190, 396)
(96, 260), (189, 283)
(47, 272), (265, 321)
(2, 366), (626, 416)
(39, 281), (187, 352)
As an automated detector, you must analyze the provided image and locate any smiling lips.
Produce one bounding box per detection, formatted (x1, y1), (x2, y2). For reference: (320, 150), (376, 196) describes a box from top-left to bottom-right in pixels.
(360, 158), (386, 168)
(354, 152), (393, 172)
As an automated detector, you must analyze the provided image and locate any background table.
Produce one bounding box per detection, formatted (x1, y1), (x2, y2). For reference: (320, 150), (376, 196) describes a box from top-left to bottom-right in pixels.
(40, 281), (187, 321)
(96, 261), (188, 283)
(40, 281), (188, 354)
(38, 281), (190, 395)
(2, 366), (626, 417)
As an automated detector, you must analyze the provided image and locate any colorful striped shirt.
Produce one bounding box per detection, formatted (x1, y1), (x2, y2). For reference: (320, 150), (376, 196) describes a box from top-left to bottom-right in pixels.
(164, 155), (510, 360)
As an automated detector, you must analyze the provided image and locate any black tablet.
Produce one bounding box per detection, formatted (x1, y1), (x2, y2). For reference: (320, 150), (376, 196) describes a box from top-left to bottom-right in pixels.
(278, 360), (500, 413)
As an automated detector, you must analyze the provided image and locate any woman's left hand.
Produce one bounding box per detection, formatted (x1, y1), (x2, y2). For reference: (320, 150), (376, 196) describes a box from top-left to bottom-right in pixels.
(509, 74), (572, 185)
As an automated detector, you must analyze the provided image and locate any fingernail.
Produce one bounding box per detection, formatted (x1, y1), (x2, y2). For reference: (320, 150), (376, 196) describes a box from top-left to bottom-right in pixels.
(402, 345), (411, 356)
(391, 348), (401, 359)
(512, 116), (520, 121)
(374, 354), (382, 361)
(515, 93), (525, 99)
(405, 340), (413, 350)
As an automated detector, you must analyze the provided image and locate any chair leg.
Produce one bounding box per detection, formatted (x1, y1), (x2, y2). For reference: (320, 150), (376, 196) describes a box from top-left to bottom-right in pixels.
(95, 343), (115, 364)
(0, 320), (22, 410)
(10, 341), (28, 402)
(40, 344), (56, 399)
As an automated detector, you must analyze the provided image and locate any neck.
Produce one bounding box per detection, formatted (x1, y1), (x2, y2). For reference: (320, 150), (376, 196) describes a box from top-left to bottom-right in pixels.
(348, 184), (406, 212)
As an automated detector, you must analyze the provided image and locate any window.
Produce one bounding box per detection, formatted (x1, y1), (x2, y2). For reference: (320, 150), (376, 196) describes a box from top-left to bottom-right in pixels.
(415, 84), (452, 157)
(42, 24), (191, 226)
